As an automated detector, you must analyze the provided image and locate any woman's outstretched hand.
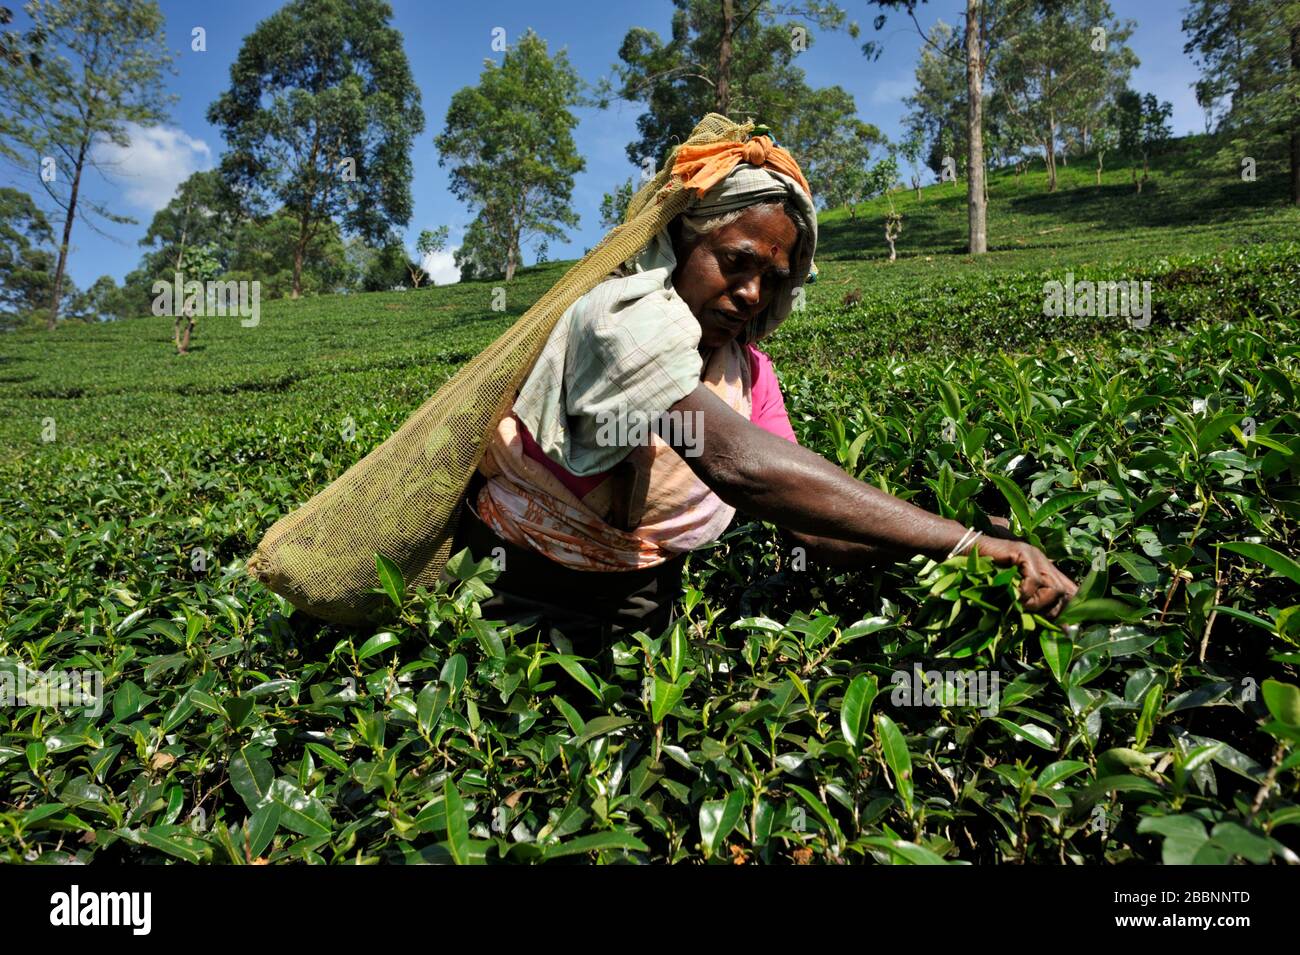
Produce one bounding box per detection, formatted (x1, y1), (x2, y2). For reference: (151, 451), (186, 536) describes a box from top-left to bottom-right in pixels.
(975, 518), (1079, 619)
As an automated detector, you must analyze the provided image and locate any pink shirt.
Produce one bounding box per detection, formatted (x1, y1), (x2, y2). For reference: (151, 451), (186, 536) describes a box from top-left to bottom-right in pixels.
(519, 343), (797, 499)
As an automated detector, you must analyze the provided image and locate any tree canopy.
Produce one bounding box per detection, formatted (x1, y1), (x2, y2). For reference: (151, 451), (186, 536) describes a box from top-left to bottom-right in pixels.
(0, 0), (174, 327)
(435, 28), (586, 282)
(207, 0), (424, 297)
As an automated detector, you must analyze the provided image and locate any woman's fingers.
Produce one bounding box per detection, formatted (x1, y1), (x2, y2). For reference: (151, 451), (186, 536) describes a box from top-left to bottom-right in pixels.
(1020, 578), (1053, 613)
(1016, 546), (1077, 618)
(981, 537), (1079, 619)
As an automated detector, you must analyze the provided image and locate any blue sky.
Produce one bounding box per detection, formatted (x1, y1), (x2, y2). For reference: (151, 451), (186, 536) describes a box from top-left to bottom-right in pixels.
(2, 0), (1208, 290)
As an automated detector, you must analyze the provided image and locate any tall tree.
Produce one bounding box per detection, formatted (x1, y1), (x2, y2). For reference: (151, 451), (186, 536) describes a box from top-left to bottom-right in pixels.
(810, 125), (884, 218)
(1090, 107), (1119, 185)
(406, 226), (449, 288)
(223, 210), (350, 298)
(68, 274), (123, 323)
(1115, 88), (1172, 193)
(901, 19), (967, 179)
(0, 0), (173, 329)
(898, 126), (927, 198)
(869, 1), (1102, 250)
(0, 186), (55, 329)
(868, 1), (1002, 253)
(599, 177), (637, 230)
(1183, 0), (1300, 205)
(138, 170), (240, 278)
(207, 0), (424, 298)
(115, 170), (243, 319)
(964, 0), (987, 251)
(780, 86), (884, 205)
(435, 29), (585, 283)
(598, 0), (858, 171)
(359, 236), (412, 291)
(451, 215), (503, 283)
(990, 0), (1136, 193)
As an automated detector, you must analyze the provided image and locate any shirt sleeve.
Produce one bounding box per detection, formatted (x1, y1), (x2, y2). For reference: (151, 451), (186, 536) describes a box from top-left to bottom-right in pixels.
(747, 345), (799, 444)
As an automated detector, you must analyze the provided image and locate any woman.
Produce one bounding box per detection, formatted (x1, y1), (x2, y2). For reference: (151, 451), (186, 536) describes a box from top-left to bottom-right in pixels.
(447, 132), (1077, 657)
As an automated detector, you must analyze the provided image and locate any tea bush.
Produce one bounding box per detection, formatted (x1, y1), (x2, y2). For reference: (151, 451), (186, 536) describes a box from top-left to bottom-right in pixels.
(2, 299), (1296, 863)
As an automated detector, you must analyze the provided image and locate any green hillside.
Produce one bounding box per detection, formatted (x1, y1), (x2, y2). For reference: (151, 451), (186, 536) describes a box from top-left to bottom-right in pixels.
(2, 137), (1296, 454)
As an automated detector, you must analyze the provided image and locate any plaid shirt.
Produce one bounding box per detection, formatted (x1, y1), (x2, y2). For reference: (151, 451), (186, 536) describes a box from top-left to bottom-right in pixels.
(514, 228), (704, 476)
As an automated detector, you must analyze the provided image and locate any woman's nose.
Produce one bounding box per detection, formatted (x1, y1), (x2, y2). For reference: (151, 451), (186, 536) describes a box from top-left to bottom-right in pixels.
(733, 274), (762, 308)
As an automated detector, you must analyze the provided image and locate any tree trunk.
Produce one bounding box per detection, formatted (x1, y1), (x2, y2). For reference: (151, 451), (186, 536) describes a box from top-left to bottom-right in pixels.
(1096, 151), (1104, 186)
(291, 216), (308, 299)
(1291, 23), (1300, 205)
(1046, 110), (1058, 192)
(175, 193), (194, 271)
(176, 309), (195, 355)
(716, 0), (735, 116)
(47, 136), (90, 330)
(965, 0), (987, 255)
(292, 126), (323, 299)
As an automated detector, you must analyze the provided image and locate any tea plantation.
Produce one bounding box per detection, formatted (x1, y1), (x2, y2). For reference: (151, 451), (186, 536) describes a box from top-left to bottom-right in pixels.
(2, 147), (1298, 864)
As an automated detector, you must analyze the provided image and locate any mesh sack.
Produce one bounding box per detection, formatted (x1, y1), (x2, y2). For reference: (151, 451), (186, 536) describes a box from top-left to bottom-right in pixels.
(246, 113), (759, 624)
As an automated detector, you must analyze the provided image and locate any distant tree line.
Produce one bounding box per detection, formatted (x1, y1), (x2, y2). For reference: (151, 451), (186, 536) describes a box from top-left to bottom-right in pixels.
(2, 0), (1295, 330)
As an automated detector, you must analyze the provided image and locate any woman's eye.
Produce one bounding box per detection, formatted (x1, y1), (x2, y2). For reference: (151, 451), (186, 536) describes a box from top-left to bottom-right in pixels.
(723, 252), (777, 287)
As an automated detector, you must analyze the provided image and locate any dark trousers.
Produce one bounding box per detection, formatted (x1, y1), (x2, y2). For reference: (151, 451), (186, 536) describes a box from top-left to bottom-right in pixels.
(444, 490), (687, 664)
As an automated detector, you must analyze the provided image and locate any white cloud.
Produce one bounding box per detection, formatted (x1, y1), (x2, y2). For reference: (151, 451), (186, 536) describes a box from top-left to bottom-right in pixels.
(870, 78), (914, 106)
(422, 248), (461, 285)
(92, 123), (212, 211)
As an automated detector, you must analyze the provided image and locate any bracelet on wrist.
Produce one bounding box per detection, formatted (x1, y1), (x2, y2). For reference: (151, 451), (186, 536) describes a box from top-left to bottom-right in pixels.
(947, 527), (983, 559)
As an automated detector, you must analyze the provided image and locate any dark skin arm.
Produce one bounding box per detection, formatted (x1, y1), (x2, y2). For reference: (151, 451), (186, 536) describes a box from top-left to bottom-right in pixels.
(785, 516), (1016, 568)
(784, 528), (903, 568)
(665, 383), (1078, 618)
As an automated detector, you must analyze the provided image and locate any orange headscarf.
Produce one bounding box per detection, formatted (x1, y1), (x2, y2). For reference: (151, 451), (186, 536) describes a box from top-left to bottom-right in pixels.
(670, 133), (814, 206)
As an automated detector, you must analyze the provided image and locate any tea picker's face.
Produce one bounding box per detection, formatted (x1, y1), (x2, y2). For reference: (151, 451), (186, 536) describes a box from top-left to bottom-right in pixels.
(671, 203), (798, 351)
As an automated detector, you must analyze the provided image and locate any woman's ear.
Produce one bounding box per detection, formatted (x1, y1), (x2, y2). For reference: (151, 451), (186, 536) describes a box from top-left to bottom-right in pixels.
(667, 217), (684, 257)
(668, 222), (691, 286)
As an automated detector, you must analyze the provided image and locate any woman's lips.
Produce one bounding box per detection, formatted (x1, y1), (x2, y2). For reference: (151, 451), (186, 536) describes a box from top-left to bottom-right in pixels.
(712, 309), (746, 329)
